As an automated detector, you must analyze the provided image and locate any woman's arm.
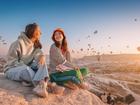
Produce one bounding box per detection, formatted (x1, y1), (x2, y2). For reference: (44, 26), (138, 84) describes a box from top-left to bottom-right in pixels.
(65, 50), (71, 62)
(7, 40), (24, 65)
(50, 45), (76, 69)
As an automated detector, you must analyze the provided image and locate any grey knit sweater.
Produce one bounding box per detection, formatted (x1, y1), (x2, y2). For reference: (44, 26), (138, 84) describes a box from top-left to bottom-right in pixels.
(49, 43), (76, 73)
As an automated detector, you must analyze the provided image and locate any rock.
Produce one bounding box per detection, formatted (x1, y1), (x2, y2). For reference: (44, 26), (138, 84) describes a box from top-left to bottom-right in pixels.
(0, 58), (6, 72)
(125, 94), (135, 104)
(114, 96), (125, 103)
(0, 73), (105, 105)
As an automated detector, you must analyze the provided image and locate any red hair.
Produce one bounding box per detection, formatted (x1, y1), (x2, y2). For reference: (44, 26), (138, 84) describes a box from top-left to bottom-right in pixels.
(52, 28), (68, 54)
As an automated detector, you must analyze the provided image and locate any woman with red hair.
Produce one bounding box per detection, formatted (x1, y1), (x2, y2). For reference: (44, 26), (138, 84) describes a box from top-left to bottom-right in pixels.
(49, 28), (89, 89)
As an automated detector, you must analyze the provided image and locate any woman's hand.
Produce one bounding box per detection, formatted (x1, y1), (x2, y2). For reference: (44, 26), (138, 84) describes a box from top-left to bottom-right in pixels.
(38, 55), (46, 65)
(57, 69), (64, 72)
(56, 65), (64, 72)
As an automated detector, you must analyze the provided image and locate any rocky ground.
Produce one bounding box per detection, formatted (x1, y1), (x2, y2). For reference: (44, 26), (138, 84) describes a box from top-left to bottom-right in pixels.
(0, 57), (105, 105)
(75, 54), (140, 105)
(1, 54), (140, 105)
(0, 73), (105, 105)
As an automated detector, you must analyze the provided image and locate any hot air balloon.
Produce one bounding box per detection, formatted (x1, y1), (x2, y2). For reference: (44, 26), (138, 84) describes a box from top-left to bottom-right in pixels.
(86, 35), (90, 39)
(94, 30), (98, 34)
(108, 36), (111, 39)
(110, 51), (113, 54)
(72, 50), (75, 53)
(108, 45), (111, 47)
(88, 44), (91, 48)
(80, 48), (83, 51)
(91, 48), (94, 50)
(126, 45), (129, 48)
(134, 18), (138, 22)
(3, 42), (7, 45)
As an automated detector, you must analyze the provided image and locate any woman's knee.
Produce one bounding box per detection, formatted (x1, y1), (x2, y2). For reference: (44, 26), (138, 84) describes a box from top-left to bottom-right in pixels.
(80, 67), (89, 76)
(20, 69), (33, 82)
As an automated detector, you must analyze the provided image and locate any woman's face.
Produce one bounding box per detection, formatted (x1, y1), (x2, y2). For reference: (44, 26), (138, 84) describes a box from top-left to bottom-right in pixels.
(54, 31), (64, 42)
(33, 26), (42, 41)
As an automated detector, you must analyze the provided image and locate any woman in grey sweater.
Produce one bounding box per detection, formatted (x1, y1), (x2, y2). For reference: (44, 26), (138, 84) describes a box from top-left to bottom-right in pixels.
(4, 23), (49, 97)
(49, 28), (89, 89)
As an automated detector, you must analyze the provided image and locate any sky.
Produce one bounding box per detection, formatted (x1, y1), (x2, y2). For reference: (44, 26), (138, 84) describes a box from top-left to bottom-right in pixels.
(0, 0), (140, 57)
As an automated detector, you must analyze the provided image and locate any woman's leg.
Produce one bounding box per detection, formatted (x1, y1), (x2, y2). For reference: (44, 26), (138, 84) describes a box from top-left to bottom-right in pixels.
(51, 67), (89, 89)
(50, 73), (81, 85)
(30, 55), (49, 97)
(49, 69), (82, 85)
(79, 67), (89, 77)
(5, 65), (35, 82)
(77, 67), (89, 89)
(29, 56), (49, 84)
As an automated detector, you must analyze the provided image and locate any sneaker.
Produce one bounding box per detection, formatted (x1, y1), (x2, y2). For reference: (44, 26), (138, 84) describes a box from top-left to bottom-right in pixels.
(48, 82), (65, 95)
(77, 82), (88, 89)
(33, 81), (48, 98)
